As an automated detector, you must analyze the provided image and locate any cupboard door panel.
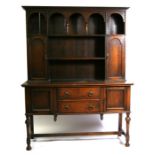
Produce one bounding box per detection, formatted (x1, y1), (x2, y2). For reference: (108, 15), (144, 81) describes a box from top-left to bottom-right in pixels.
(106, 87), (127, 111)
(28, 37), (47, 80)
(106, 36), (125, 81)
(30, 88), (51, 113)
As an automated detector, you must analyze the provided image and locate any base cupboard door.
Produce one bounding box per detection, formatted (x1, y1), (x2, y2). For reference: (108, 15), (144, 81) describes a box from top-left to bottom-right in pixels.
(106, 87), (130, 112)
(30, 88), (52, 114)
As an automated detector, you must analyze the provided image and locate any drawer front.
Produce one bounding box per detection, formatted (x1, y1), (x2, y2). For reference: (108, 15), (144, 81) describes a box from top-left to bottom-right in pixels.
(79, 87), (100, 99)
(57, 88), (78, 99)
(57, 87), (100, 100)
(58, 100), (101, 113)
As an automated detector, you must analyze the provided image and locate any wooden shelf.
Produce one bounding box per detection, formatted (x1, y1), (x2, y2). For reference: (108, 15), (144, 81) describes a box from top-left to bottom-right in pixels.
(46, 57), (105, 61)
(48, 78), (105, 82)
(48, 34), (105, 38)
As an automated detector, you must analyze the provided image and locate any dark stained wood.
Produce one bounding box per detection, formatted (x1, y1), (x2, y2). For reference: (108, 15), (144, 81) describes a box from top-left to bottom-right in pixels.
(22, 6), (132, 150)
(49, 13), (66, 35)
(47, 34), (106, 37)
(88, 13), (105, 34)
(30, 88), (51, 112)
(25, 115), (32, 150)
(22, 80), (133, 87)
(47, 37), (105, 74)
(30, 115), (34, 139)
(69, 13), (86, 34)
(28, 36), (47, 80)
(45, 57), (105, 60)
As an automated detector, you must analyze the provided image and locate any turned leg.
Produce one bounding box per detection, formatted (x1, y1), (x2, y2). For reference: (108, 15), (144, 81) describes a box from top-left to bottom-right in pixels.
(125, 112), (131, 147)
(30, 115), (34, 139)
(100, 114), (104, 120)
(25, 115), (32, 150)
(118, 113), (122, 136)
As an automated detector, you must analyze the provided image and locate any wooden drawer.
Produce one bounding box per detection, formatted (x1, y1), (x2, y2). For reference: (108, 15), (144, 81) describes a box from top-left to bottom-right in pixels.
(57, 88), (78, 99)
(58, 100), (101, 113)
(79, 88), (100, 99)
(57, 87), (100, 99)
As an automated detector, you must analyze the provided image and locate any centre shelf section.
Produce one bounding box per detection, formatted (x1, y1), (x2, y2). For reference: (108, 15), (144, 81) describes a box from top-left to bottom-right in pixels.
(48, 60), (105, 81)
(47, 37), (105, 58)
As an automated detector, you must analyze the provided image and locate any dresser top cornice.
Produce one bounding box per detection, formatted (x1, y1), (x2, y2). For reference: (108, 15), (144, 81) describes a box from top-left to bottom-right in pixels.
(22, 6), (129, 11)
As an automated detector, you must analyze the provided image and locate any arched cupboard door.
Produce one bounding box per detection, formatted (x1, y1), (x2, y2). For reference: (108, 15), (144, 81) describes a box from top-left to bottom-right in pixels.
(106, 35), (125, 81)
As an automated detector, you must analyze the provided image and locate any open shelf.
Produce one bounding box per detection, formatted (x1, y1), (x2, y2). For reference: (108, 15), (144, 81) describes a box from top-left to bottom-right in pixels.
(48, 78), (105, 82)
(46, 57), (105, 61)
(47, 37), (105, 58)
(48, 61), (105, 81)
(48, 34), (105, 38)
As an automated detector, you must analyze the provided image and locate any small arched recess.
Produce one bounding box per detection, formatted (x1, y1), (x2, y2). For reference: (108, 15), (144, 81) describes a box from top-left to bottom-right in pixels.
(69, 13), (85, 34)
(49, 13), (65, 35)
(88, 13), (105, 34)
(28, 13), (39, 34)
(110, 13), (124, 34)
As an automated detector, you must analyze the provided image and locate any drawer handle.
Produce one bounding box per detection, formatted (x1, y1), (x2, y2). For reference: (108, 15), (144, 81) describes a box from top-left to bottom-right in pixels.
(88, 91), (94, 97)
(64, 91), (70, 97)
(64, 104), (70, 110)
(88, 104), (95, 110)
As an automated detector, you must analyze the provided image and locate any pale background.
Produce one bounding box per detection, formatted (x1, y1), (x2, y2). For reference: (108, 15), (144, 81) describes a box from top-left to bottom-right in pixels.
(0, 0), (155, 154)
